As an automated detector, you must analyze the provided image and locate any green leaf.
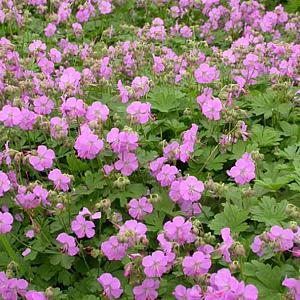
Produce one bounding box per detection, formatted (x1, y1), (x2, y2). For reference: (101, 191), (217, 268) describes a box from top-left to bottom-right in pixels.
(250, 196), (288, 226)
(50, 254), (75, 269)
(148, 85), (185, 112)
(251, 125), (282, 147)
(209, 203), (249, 234)
(244, 261), (285, 300)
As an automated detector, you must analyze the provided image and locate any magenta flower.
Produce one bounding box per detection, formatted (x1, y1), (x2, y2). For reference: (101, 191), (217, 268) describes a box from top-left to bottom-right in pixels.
(98, 1), (112, 14)
(71, 215), (95, 239)
(86, 101), (109, 122)
(182, 251), (211, 276)
(56, 233), (79, 256)
(219, 227), (233, 262)
(22, 248), (31, 257)
(74, 126), (104, 159)
(156, 164), (179, 187)
(44, 23), (56, 37)
(126, 101), (151, 124)
(149, 157), (167, 176)
(48, 169), (71, 192)
(29, 145), (55, 172)
(201, 97), (222, 120)
(59, 67), (81, 93)
(142, 250), (168, 278)
(33, 185), (50, 206)
(16, 187), (40, 209)
(267, 225), (294, 252)
(19, 109), (37, 130)
(282, 278), (300, 299)
(179, 176), (204, 202)
(0, 105), (21, 127)
(50, 117), (69, 139)
(33, 96), (54, 115)
(61, 97), (86, 118)
(173, 284), (202, 300)
(133, 279), (160, 300)
(128, 197), (153, 220)
(0, 172), (10, 197)
(0, 276), (28, 299)
(194, 63), (220, 84)
(163, 216), (196, 245)
(107, 128), (139, 153)
(25, 290), (47, 300)
(251, 236), (265, 257)
(0, 212), (13, 234)
(114, 153), (138, 176)
(49, 48), (62, 63)
(131, 76), (150, 98)
(97, 273), (123, 299)
(118, 220), (147, 247)
(163, 142), (180, 160)
(227, 153), (256, 185)
(207, 268), (258, 299)
(117, 80), (130, 103)
(101, 236), (128, 261)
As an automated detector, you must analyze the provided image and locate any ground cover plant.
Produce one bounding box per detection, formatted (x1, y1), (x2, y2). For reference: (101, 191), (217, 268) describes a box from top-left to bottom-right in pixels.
(0, 0), (300, 299)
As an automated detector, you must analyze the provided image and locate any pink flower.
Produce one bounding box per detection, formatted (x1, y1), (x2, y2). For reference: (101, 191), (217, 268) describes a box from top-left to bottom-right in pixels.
(131, 76), (150, 98)
(50, 117), (69, 139)
(156, 164), (179, 187)
(72, 23), (83, 37)
(182, 251), (211, 276)
(128, 197), (153, 220)
(118, 220), (147, 247)
(44, 23), (56, 37)
(117, 80), (130, 103)
(0, 105), (21, 127)
(179, 176), (204, 202)
(101, 236), (128, 261)
(173, 285), (202, 300)
(49, 48), (62, 63)
(97, 273), (123, 299)
(59, 67), (81, 92)
(282, 278), (300, 299)
(194, 63), (220, 84)
(98, 1), (112, 14)
(28, 40), (46, 53)
(61, 97), (86, 118)
(29, 145), (55, 172)
(22, 248), (31, 257)
(251, 236), (265, 257)
(86, 101), (109, 122)
(19, 109), (37, 131)
(0, 212), (13, 234)
(33, 96), (54, 115)
(142, 250), (168, 278)
(219, 227), (233, 262)
(163, 216), (196, 245)
(56, 233), (79, 256)
(25, 290), (47, 300)
(227, 153), (256, 185)
(48, 169), (71, 192)
(267, 225), (294, 252)
(133, 279), (160, 300)
(71, 215), (95, 239)
(201, 97), (222, 120)
(126, 101), (151, 124)
(0, 172), (10, 197)
(33, 185), (50, 206)
(74, 126), (104, 159)
(107, 128), (139, 154)
(114, 153), (138, 176)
